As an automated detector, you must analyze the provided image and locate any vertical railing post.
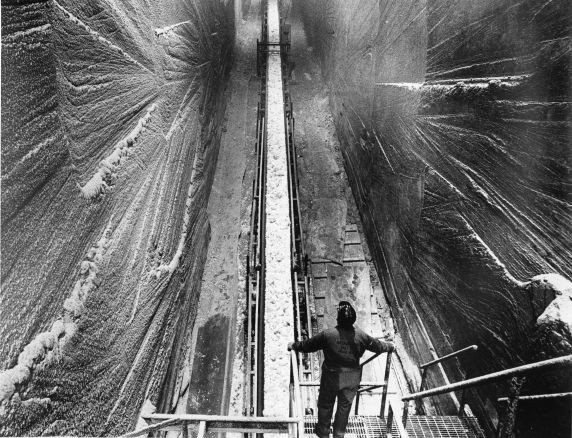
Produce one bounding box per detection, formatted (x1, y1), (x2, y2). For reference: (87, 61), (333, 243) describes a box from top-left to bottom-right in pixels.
(197, 421), (207, 438)
(386, 403), (394, 438)
(291, 350), (305, 438)
(355, 390), (361, 415)
(182, 421), (188, 438)
(458, 388), (467, 416)
(497, 376), (526, 438)
(419, 367), (428, 391)
(402, 401), (409, 428)
(380, 351), (393, 417)
(458, 369), (472, 416)
(417, 366), (428, 416)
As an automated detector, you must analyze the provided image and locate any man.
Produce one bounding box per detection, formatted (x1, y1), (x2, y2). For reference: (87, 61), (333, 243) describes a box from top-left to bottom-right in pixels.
(288, 301), (395, 438)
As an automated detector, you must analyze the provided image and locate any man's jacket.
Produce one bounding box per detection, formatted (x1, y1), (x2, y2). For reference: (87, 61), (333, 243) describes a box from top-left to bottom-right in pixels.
(292, 326), (395, 371)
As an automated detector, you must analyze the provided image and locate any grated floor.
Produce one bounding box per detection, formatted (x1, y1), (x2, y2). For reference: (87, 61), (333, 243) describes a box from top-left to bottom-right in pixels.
(304, 415), (485, 438)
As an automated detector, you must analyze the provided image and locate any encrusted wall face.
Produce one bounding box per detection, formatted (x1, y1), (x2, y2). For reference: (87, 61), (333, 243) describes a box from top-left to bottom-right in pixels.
(0, 0), (234, 434)
(299, 0), (571, 433)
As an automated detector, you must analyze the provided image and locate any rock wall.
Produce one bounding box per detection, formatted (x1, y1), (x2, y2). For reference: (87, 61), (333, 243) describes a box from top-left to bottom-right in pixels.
(299, 0), (570, 434)
(0, 0), (234, 434)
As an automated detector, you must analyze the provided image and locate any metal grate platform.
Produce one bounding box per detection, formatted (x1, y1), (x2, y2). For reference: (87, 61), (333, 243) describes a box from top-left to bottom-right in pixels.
(304, 415), (484, 438)
(407, 416), (484, 438)
(304, 415), (387, 438)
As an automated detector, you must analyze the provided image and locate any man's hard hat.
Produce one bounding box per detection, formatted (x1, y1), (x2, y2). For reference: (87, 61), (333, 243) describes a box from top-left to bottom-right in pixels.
(337, 301), (356, 327)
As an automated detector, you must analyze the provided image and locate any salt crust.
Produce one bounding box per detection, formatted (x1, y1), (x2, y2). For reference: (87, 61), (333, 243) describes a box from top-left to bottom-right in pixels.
(154, 21), (190, 38)
(79, 104), (157, 199)
(53, 1), (151, 72)
(2, 23), (51, 42)
(533, 274), (572, 328)
(151, 148), (202, 278)
(0, 220), (113, 413)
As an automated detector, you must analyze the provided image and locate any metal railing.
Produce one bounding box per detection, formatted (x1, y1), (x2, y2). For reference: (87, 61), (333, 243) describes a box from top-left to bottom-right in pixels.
(245, 83), (268, 417)
(290, 350), (305, 438)
(497, 391), (572, 403)
(417, 344), (479, 415)
(354, 351), (393, 416)
(125, 351), (305, 438)
(418, 344), (478, 392)
(125, 350), (414, 438)
(357, 351), (411, 437)
(124, 414), (301, 438)
(297, 351), (395, 420)
(401, 354), (572, 434)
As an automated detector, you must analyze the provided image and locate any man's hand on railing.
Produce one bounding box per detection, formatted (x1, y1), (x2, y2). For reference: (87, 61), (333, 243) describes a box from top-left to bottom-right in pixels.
(287, 341), (295, 351)
(379, 332), (394, 342)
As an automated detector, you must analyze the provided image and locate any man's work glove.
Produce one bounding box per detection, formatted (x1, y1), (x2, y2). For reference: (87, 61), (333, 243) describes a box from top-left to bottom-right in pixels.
(287, 342), (295, 351)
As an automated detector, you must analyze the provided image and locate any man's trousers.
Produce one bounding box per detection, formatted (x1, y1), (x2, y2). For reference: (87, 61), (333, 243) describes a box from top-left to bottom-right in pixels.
(315, 367), (361, 438)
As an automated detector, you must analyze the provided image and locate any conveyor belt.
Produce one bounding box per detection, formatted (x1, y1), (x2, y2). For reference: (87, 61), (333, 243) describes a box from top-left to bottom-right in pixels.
(245, 0), (318, 417)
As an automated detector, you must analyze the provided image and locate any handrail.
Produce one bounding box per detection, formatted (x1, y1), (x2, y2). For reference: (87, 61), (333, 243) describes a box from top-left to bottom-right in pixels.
(128, 414), (301, 438)
(497, 391), (572, 402)
(141, 414), (301, 424)
(403, 354), (572, 402)
(360, 351), (381, 368)
(291, 350), (305, 437)
(300, 380), (388, 387)
(124, 418), (181, 437)
(418, 345), (478, 393)
(419, 345), (478, 370)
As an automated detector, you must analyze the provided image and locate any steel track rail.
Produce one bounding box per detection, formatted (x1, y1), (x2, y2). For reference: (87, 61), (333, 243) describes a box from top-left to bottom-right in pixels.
(280, 37), (319, 409)
(245, 0), (269, 421)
